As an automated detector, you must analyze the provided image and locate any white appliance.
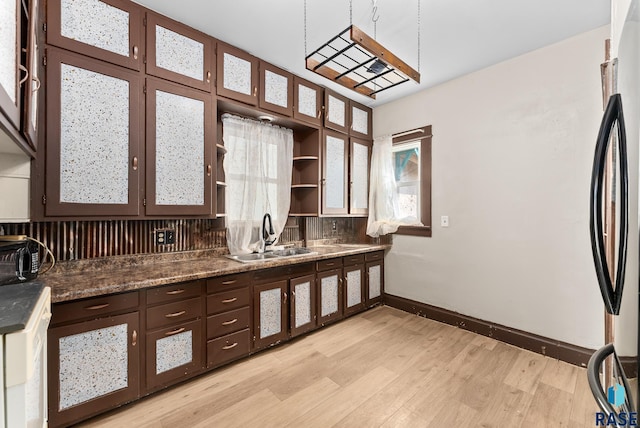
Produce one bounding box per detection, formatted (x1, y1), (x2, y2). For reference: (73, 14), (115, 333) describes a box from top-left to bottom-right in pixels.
(2, 286), (51, 428)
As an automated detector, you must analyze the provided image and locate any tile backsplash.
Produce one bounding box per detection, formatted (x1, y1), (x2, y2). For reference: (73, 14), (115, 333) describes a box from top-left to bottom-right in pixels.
(0, 216), (387, 262)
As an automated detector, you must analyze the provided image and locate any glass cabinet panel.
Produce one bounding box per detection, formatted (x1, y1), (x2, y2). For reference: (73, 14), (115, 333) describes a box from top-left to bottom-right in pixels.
(155, 90), (205, 206)
(346, 269), (362, 308)
(351, 106), (369, 135)
(320, 274), (339, 317)
(350, 139), (370, 214)
(264, 70), (288, 107)
(0, 0), (17, 104)
(59, 64), (130, 204)
(368, 264), (381, 299)
(327, 95), (345, 127)
(294, 77), (323, 126)
(60, 0), (130, 57)
(223, 53), (252, 95)
(323, 132), (348, 214)
(155, 25), (204, 81)
(293, 280), (311, 328)
(259, 288), (282, 339)
(155, 330), (193, 374)
(298, 85), (317, 118)
(58, 323), (129, 410)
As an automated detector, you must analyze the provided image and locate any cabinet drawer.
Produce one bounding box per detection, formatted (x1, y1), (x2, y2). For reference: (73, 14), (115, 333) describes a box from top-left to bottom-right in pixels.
(207, 287), (250, 314)
(207, 272), (252, 293)
(146, 281), (202, 305)
(147, 297), (202, 330)
(365, 251), (384, 262)
(343, 254), (364, 266)
(207, 307), (250, 339)
(253, 262), (314, 284)
(316, 258), (342, 272)
(52, 292), (140, 326)
(207, 328), (250, 368)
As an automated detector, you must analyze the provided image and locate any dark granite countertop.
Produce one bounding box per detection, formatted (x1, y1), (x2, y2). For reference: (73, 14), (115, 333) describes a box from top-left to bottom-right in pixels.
(0, 281), (46, 334)
(41, 244), (389, 303)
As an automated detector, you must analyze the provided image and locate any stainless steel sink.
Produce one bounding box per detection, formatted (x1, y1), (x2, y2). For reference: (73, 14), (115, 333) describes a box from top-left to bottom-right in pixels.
(270, 247), (316, 257)
(226, 247), (317, 263)
(226, 253), (280, 263)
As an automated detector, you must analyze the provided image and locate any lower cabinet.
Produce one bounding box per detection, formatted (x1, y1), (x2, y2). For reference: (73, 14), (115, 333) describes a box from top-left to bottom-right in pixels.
(289, 274), (317, 338)
(343, 264), (365, 316)
(48, 306), (140, 428)
(317, 268), (344, 325)
(144, 281), (204, 392)
(365, 251), (385, 307)
(253, 280), (288, 350)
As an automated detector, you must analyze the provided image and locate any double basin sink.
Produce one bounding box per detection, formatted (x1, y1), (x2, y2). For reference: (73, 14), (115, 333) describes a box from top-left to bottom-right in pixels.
(226, 247), (317, 263)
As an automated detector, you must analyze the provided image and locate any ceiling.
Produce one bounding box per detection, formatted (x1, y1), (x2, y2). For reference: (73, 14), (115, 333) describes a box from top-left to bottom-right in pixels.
(133, 0), (610, 107)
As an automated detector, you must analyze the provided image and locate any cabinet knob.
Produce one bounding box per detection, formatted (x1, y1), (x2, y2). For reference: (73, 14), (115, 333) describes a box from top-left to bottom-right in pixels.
(207, 164), (212, 176)
(132, 157), (138, 170)
(133, 45), (139, 60)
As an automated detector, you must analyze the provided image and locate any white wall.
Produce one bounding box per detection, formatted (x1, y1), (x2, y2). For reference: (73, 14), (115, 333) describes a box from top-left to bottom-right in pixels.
(0, 153), (30, 222)
(373, 26), (633, 353)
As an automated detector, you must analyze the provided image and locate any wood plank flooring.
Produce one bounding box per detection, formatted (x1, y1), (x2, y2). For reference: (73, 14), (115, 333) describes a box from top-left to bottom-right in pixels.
(79, 306), (605, 428)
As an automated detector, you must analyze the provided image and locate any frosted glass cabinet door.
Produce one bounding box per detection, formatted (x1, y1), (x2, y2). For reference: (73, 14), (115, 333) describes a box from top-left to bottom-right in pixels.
(259, 61), (292, 116)
(350, 138), (371, 215)
(322, 130), (348, 215)
(349, 101), (372, 139)
(317, 269), (343, 325)
(293, 76), (323, 126)
(216, 42), (258, 106)
(48, 312), (140, 428)
(146, 12), (213, 92)
(145, 78), (213, 216)
(0, 0), (21, 128)
(344, 266), (364, 315)
(47, 0), (143, 70)
(253, 281), (288, 349)
(366, 261), (384, 306)
(22, 0), (40, 149)
(290, 274), (316, 338)
(324, 89), (349, 134)
(45, 48), (141, 217)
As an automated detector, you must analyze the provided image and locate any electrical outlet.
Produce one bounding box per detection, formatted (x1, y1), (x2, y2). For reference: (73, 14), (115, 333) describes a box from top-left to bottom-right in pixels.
(155, 229), (176, 245)
(331, 220), (337, 231)
(441, 216), (449, 227)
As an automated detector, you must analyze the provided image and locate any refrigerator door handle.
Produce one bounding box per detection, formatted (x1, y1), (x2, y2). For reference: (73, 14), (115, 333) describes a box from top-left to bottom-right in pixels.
(589, 93), (629, 315)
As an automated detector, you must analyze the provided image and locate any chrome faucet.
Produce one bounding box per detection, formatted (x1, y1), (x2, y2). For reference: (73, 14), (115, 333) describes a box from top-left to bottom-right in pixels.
(260, 213), (276, 253)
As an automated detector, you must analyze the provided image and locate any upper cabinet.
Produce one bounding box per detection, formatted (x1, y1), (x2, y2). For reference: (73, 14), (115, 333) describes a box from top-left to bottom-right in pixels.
(45, 47), (141, 217)
(321, 130), (348, 215)
(145, 77), (214, 216)
(349, 138), (371, 216)
(216, 42), (258, 105)
(0, 0), (22, 130)
(349, 101), (372, 139)
(293, 77), (323, 126)
(258, 61), (292, 116)
(324, 89), (349, 134)
(145, 12), (214, 92)
(47, 0), (143, 70)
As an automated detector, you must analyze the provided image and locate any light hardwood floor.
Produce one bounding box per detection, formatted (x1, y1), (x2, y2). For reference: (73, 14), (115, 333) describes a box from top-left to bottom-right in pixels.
(79, 306), (603, 428)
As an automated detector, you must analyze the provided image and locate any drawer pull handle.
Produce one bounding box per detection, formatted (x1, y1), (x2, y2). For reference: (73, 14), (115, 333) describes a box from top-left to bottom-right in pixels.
(221, 318), (238, 326)
(221, 280), (237, 285)
(326, 263), (334, 266)
(132, 156), (138, 170)
(206, 71), (211, 83)
(166, 289), (185, 295)
(132, 329), (137, 346)
(165, 310), (186, 318)
(207, 164), (212, 176)
(133, 45), (139, 60)
(253, 86), (257, 97)
(85, 303), (110, 311)
(317, 109), (322, 119)
(222, 342), (238, 350)
(166, 327), (186, 336)
(222, 297), (237, 304)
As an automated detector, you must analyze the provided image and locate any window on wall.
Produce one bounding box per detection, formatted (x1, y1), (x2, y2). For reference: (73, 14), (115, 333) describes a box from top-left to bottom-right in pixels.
(392, 126), (432, 237)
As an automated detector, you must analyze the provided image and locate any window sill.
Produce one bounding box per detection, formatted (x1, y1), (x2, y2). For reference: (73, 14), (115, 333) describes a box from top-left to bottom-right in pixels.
(395, 225), (432, 237)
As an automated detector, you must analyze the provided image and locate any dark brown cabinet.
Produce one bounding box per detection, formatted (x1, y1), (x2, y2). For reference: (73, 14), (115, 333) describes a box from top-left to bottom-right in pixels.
(365, 251), (384, 307)
(293, 76), (323, 126)
(145, 77), (215, 216)
(46, 0), (143, 71)
(289, 274), (317, 337)
(48, 296), (140, 428)
(216, 42), (258, 105)
(259, 61), (293, 116)
(206, 273), (252, 368)
(348, 100), (372, 139)
(253, 280), (289, 349)
(349, 138), (372, 216)
(316, 258), (344, 326)
(343, 255), (365, 316)
(144, 281), (204, 392)
(324, 89), (349, 134)
(145, 12), (214, 92)
(44, 47), (142, 217)
(0, 0), (23, 131)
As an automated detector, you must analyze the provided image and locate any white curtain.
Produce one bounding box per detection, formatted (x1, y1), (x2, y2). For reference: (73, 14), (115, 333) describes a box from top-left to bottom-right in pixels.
(366, 135), (422, 237)
(222, 114), (293, 254)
